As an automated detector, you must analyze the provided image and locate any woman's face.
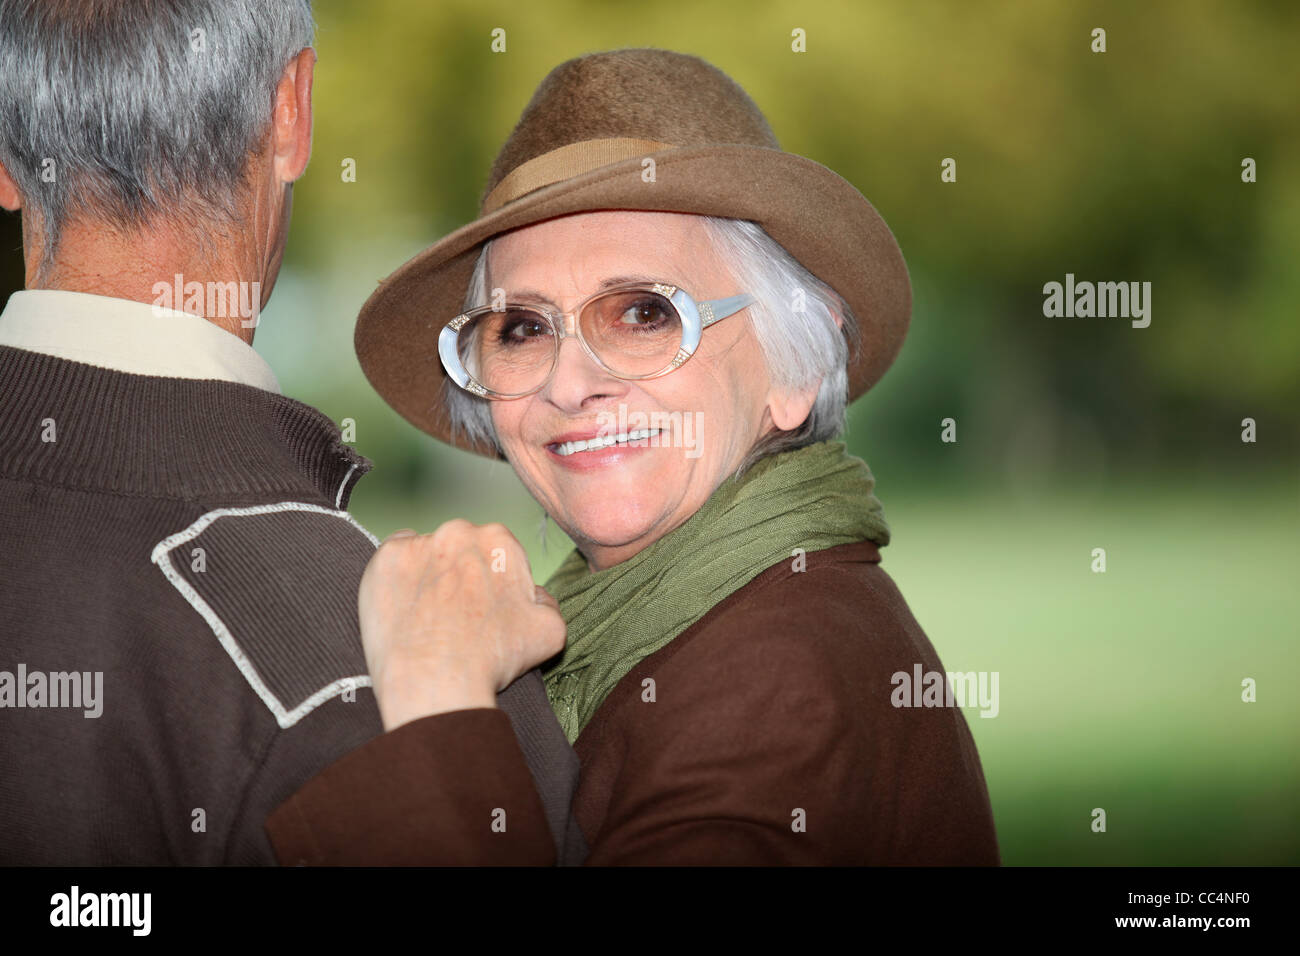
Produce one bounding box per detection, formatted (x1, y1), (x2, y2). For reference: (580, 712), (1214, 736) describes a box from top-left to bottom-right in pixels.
(487, 211), (814, 571)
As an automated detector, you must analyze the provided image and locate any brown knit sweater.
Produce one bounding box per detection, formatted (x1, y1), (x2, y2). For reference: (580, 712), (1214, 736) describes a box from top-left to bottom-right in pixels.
(0, 345), (582, 865)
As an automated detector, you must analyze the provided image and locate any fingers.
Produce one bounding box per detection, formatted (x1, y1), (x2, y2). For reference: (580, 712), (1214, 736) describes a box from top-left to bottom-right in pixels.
(533, 585), (559, 610)
(358, 518), (565, 698)
(530, 586), (567, 662)
(507, 603), (567, 677)
(474, 521), (535, 601)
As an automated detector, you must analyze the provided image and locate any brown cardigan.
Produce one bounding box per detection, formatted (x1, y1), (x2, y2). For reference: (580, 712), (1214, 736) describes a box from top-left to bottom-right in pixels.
(0, 345), (579, 864)
(266, 540), (1000, 865)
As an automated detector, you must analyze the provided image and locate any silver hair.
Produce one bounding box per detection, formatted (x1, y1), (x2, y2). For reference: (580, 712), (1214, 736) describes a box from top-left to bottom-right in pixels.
(0, 0), (315, 263)
(445, 216), (860, 475)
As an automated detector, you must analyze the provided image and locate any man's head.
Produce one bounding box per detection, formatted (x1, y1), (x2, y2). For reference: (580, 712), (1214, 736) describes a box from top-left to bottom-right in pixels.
(0, 0), (315, 304)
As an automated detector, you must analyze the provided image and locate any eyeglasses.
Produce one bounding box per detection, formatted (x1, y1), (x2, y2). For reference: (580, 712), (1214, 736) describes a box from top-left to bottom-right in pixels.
(438, 281), (754, 400)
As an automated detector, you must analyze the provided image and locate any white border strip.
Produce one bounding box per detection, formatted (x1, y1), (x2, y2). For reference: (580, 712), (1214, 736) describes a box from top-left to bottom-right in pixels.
(335, 463), (360, 509)
(150, 502), (379, 729)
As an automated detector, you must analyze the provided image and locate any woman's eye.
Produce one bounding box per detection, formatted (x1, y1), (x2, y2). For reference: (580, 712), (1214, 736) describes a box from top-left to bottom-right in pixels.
(503, 313), (549, 339)
(619, 300), (666, 325)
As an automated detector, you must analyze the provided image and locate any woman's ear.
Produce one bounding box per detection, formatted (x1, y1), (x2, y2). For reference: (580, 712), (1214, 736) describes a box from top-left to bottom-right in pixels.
(0, 161), (23, 211)
(767, 380), (820, 432)
(766, 303), (843, 431)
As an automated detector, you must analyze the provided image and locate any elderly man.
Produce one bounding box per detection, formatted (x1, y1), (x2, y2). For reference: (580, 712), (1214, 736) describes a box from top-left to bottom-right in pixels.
(0, 0), (579, 864)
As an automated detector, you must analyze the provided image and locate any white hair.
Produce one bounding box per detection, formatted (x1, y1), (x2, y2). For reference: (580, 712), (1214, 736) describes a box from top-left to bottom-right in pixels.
(0, 0), (315, 264)
(444, 215), (860, 475)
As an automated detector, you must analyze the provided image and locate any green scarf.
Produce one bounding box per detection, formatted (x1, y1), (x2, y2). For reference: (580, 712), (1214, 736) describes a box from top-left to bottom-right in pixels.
(541, 440), (891, 743)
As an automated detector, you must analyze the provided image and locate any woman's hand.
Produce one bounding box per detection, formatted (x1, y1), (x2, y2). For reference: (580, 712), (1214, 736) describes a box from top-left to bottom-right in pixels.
(358, 520), (567, 731)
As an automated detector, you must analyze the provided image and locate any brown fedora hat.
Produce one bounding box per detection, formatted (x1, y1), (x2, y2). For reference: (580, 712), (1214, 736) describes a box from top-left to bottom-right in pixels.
(355, 47), (912, 455)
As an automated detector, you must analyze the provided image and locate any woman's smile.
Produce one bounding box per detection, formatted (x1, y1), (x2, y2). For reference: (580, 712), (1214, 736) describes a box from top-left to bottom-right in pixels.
(546, 425), (664, 462)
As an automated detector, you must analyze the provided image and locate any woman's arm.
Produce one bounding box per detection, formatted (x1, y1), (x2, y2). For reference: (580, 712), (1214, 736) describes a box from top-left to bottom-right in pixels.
(266, 706), (559, 865)
(266, 548), (998, 865)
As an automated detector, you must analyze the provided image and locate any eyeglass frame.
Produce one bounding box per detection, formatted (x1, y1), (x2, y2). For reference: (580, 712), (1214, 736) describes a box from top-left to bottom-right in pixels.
(438, 281), (755, 399)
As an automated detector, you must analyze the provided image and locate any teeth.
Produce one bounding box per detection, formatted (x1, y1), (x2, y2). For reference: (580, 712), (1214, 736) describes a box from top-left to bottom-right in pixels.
(552, 428), (661, 457)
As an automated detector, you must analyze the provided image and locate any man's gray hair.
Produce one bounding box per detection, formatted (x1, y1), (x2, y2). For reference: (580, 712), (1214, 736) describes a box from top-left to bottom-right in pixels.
(0, 0), (315, 262)
(446, 216), (859, 475)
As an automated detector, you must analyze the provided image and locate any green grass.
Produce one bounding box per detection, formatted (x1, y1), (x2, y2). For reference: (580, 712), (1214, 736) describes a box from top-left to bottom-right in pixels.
(879, 477), (1300, 864)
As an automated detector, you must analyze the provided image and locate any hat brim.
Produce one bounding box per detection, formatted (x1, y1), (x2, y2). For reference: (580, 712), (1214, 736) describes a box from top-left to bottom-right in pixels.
(354, 144), (911, 455)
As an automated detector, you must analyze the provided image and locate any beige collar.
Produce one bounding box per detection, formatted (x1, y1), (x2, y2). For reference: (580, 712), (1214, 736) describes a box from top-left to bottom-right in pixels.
(0, 290), (280, 393)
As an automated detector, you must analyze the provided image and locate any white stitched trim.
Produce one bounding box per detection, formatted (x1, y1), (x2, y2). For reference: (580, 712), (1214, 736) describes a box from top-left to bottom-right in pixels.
(335, 463), (360, 509)
(150, 501), (379, 728)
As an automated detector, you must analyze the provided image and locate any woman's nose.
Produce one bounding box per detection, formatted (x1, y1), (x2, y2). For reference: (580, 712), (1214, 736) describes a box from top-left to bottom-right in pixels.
(542, 335), (628, 412)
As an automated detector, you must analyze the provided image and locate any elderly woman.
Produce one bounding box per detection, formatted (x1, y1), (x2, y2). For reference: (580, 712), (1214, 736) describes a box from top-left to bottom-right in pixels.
(267, 49), (998, 865)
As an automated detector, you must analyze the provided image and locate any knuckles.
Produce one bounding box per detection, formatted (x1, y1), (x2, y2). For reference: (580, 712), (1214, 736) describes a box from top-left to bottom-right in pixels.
(366, 520), (554, 652)
(480, 521), (513, 542)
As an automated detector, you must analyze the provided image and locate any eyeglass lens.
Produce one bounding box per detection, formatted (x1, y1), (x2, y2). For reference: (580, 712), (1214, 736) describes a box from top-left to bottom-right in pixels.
(456, 288), (683, 394)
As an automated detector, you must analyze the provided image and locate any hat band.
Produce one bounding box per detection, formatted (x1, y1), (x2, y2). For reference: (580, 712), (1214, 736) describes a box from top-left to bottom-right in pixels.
(481, 137), (674, 215)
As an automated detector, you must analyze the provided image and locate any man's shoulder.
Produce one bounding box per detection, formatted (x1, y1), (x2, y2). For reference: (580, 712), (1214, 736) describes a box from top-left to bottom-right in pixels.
(1, 477), (380, 729)
(147, 498), (379, 728)
(151, 498), (378, 580)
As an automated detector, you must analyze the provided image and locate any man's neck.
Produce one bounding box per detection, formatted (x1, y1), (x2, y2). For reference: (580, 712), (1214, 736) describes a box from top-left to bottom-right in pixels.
(28, 218), (264, 344)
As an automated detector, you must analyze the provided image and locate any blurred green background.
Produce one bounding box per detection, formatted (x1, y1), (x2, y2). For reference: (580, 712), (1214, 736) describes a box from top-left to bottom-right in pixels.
(4, 0), (1296, 864)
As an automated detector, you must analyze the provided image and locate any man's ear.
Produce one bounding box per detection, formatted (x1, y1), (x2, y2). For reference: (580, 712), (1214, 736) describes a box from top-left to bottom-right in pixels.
(0, 160), (23, 211)
(271, 47), (316, 185)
